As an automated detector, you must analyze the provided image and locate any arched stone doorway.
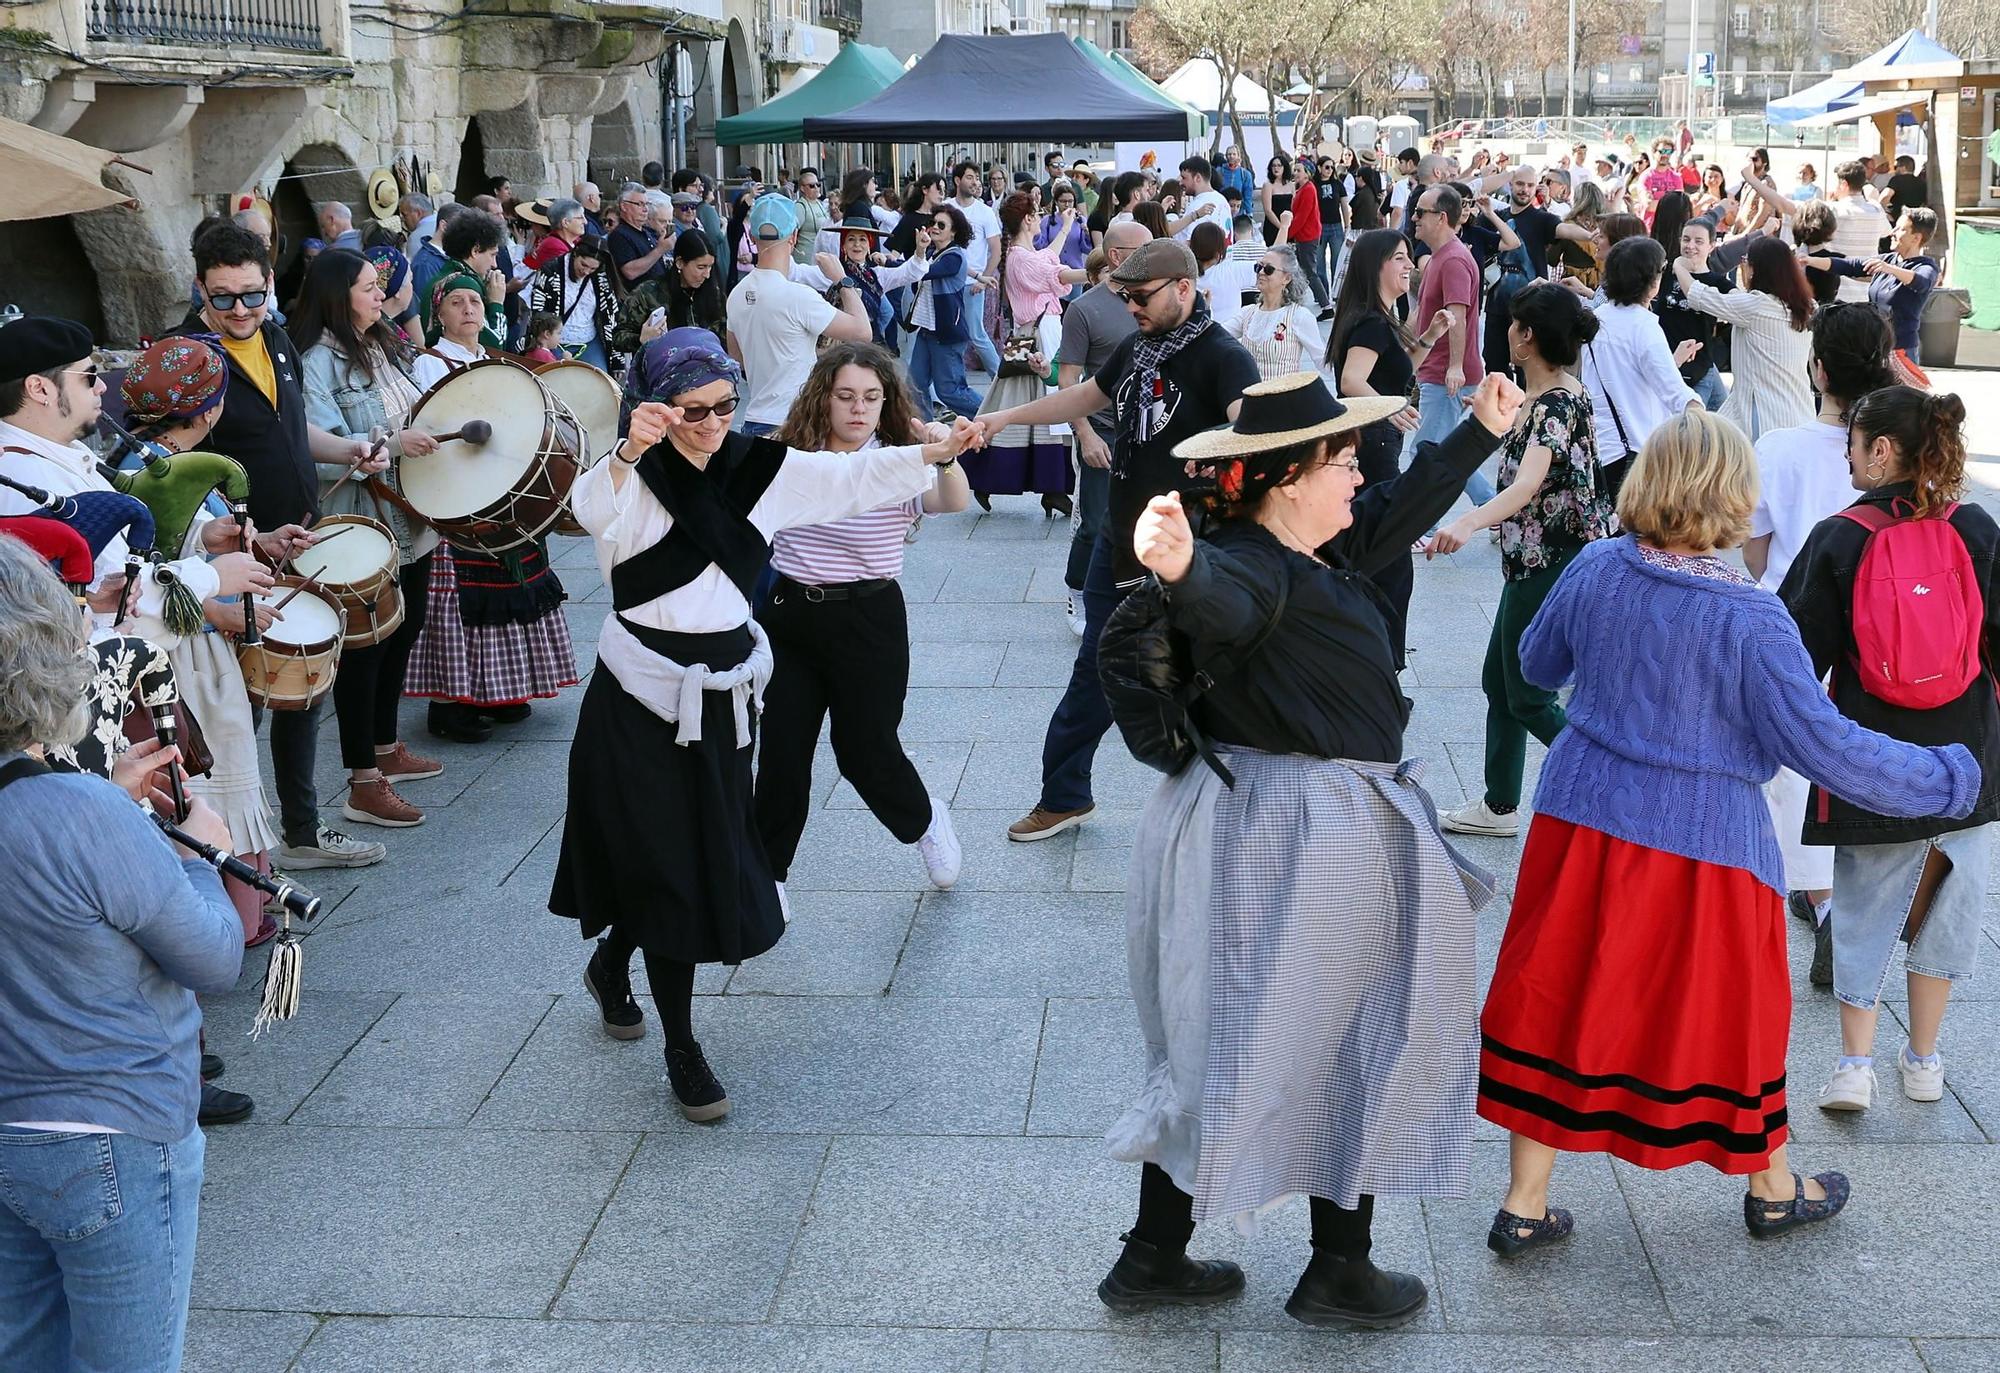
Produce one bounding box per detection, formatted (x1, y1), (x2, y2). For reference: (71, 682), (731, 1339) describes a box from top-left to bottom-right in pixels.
(273, 142), (364, 306)
(0, 216), (107, 338)
(718, 19), (759, 178)
(466, 105), (551, 198)
(588, 98), (641, 189)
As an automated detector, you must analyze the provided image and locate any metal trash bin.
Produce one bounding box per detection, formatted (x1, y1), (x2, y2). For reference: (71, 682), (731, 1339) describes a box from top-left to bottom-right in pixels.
(1920, 288), (1972, 369)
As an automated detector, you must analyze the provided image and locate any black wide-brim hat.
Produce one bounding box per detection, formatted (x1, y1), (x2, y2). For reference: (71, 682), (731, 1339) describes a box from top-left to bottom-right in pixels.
(1174, 372), (1407, 463)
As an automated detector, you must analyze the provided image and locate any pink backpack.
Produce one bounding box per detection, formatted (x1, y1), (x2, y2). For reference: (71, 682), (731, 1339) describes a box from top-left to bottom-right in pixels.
(1836, 500), (1983, 710)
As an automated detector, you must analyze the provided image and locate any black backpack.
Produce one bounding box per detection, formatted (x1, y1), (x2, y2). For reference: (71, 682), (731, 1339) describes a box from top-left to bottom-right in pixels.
(1096, 566), (1290, 788)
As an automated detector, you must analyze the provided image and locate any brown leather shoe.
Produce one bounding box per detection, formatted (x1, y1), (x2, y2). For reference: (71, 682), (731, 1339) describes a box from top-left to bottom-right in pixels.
(1006, 803), (1094, 842)
(342, 777), (425, 828)
(375, 742), (443, 781)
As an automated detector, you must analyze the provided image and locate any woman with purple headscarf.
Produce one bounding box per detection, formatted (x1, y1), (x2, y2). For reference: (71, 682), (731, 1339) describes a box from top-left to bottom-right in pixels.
(549, 329), (978, 1121)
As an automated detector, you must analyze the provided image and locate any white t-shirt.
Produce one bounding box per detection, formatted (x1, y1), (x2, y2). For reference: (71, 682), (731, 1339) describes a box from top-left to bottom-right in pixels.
(1827, 198), (1888, 303)
(1388, 177), (1416, 220)
(954, 196), (1002, 274)
(1199, 258), (1257, 314)
(1174, 189), (1231, 242)
(1749, 419), (1854, 592)
(725, 268), (841, 427)
(557, 276), (597, 346)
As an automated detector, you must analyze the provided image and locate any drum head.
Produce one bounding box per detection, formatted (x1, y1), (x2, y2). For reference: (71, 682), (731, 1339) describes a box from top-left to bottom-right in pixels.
(259, 585), (343, 647)
(291, 516), (396, 584)
(403, 360), (549, 519)
(536, 360), (622, 466)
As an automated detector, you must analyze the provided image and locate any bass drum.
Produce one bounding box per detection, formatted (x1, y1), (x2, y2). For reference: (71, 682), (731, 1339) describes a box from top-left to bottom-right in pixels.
(401, 358), (584, 555)
(534, 359), (622, 536)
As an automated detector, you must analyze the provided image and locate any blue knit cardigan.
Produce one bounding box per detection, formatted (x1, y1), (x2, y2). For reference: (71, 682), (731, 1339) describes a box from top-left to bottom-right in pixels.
(1521, 536), (1980, 892)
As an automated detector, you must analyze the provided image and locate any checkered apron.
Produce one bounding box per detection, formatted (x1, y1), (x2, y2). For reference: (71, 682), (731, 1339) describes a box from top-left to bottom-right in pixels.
(402, 545), (581, 707)
(1109, 748), (1494, 1222)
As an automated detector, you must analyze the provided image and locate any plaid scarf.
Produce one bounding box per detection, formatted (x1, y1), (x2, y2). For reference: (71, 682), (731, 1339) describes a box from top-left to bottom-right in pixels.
(1125, 293), (1212, 451)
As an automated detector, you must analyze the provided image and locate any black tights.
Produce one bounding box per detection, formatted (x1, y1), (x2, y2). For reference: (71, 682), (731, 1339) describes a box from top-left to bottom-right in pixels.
(1133, 1163), (1374, 1261)
(601, 927), (697, 1050)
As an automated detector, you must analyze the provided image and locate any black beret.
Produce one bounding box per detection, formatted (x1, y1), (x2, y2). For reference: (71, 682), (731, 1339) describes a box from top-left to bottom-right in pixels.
(0, 317), (95, 385)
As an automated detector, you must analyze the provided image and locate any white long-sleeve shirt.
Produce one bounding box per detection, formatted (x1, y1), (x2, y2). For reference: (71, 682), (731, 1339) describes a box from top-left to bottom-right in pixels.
(1578, 303), (1699, 466)
(1680, 282), (1816, 443)
(572, 440), (932, 635)
(0, 420), (220, 648)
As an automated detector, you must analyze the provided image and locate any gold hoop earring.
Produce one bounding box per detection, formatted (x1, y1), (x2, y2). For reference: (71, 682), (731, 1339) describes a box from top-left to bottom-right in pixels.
(1864, 457), (1886, 483)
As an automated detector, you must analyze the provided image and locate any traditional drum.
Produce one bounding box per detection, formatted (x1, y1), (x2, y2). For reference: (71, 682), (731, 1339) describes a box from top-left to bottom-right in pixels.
(288, 513), (403, 647)
(400, 358), (584, 555)
(535, 359), (621, 468)
(238, 578), (344, 711)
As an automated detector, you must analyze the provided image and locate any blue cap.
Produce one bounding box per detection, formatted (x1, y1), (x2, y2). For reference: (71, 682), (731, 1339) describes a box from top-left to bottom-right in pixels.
(747, 194), (799, 242)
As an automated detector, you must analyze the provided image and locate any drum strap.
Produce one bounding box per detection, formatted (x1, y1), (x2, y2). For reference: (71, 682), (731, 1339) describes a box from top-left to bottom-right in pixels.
(611, 433), (786, 609)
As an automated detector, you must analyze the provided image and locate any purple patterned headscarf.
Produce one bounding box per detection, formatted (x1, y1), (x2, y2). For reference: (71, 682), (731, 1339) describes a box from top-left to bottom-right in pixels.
(633, 327), (743, 404)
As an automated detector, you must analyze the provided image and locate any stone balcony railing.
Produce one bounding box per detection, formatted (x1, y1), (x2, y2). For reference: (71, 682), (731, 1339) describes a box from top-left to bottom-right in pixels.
(84, 0), (331, 52)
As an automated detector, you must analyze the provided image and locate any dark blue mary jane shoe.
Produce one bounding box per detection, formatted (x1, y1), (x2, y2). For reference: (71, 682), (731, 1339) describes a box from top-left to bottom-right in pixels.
(1486, 1205), (1574, 1257)
(1744, 1171), (1850, 1238)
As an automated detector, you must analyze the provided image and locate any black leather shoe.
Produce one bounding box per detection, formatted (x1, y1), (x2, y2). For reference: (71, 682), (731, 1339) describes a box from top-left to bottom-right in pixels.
(973, 490), (993, 512)
(1285, 1253), (1428, 1329)
(198, 1083), (255, 1126)
(1041, 492), (1074, 519)
(200, 1052), (225, 1082)
(1097, 1231), (1245, 1312)
(427, 702), (493, 743)
(482, 703), (532, 725)
(584, 940), (645, 1041)
(665, 1042), (730, 1122)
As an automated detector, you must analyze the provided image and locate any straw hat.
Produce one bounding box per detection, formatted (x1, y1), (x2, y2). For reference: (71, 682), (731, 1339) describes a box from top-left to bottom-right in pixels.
(366, 169), (400, 222)
(1173, 372), (1407, 463)
(515, 198), (554, 226)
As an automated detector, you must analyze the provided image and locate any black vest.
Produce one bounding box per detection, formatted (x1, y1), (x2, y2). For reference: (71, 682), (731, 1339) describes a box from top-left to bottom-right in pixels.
(167, 317), (319, 530)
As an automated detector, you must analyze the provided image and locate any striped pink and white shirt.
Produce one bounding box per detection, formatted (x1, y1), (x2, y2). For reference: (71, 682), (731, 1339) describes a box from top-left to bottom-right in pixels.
(769, 437), (932, 584)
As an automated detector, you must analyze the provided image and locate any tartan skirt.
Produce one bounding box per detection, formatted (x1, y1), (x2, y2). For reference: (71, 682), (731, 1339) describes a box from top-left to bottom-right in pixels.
(403, 545), (580, 707)
(1478, 815), (1791, 1174)
(1109, 747), (1494, 1221)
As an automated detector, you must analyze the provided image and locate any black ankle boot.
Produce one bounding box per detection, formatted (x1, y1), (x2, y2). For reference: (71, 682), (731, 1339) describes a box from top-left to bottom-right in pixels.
(1285, 1252), (1427, 1329)
(665, 1041), (731, 1123)
(427, 702), (492, 743)
(1096, 1230), (1245, 1312)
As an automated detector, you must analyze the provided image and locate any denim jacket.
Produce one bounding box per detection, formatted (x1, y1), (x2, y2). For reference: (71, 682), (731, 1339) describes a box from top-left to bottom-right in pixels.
(298, 340), (438, 562)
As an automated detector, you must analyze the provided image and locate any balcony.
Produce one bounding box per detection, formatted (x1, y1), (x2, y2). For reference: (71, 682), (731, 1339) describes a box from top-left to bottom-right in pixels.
(818, 0), (862, 38)
(84, 0), (329, 51)
(770, 15), (839, 66)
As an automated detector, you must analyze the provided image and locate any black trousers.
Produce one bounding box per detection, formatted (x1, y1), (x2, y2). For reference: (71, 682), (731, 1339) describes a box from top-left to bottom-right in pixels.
(265, 695), (326, 846)
(753, 578), (931, 880)
(1133, 1163), (1374, 1261)
(332, 553), (432, 771)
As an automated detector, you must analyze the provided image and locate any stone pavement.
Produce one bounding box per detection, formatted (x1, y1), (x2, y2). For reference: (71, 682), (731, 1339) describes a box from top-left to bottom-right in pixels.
(186, 479), (2000, 1373)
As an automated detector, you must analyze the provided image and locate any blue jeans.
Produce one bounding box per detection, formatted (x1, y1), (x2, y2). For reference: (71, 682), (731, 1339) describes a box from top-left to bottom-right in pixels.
(1297, 237), (1332, 309)
(909, 332), (983, 420)
(1832, 826), (1992, 1010)
(565, 337), (609, 371)
(962, 285), (1002, 374)
(1409, 382), (1496, 506)
(1691, 364), (1729, 411)
(1041, 530), (1128, 811)
(1065, 454), (1110, 591)
(0, 1125), (204, 1373)
(738, 420), (780, 437)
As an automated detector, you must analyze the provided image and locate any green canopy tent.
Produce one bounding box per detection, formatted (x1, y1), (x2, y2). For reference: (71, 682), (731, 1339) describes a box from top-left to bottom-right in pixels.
(715, 42), (906, 146)
(1074, 39), (1208, 141)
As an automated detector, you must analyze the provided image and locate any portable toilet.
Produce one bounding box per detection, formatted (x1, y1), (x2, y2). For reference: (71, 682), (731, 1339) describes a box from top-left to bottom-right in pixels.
(1344, 115), (1378, 155)
(1377, 115), (1420, 157)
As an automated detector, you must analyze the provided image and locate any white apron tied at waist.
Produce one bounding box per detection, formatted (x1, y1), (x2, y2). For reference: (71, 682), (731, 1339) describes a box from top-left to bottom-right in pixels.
(596, 614), (774, 746)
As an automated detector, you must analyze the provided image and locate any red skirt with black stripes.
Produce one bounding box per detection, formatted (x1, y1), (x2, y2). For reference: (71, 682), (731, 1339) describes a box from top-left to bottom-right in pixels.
(1477, 815), (1791, 1175)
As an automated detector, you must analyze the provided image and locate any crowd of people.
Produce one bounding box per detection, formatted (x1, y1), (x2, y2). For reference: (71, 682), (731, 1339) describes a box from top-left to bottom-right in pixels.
(0, 125), (1981, 1367)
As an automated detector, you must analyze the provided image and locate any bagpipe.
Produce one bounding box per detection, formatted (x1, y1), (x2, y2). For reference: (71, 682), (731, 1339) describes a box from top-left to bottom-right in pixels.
(0, 470), (205, 634)
(106, 438), (259, 644)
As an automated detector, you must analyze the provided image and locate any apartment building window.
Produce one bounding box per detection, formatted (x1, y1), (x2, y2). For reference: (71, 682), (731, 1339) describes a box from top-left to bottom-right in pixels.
(1760, 6), (1775, 34)
(1110, 18), (1125, 47)
(1731, 6), (1749, 36)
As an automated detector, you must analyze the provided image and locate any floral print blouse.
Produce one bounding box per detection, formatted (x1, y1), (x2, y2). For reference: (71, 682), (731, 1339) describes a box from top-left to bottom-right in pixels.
(1497, 385), (1616, 581)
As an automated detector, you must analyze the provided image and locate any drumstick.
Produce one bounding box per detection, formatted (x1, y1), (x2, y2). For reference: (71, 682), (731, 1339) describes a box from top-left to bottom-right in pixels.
(428, 420), (494, 445)
(273, 573), (325, 612)
(314, 428), (388, 522)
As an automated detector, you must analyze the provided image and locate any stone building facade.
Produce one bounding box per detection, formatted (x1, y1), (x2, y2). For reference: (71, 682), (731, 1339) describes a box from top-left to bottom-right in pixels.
(0, 0), (724, 342)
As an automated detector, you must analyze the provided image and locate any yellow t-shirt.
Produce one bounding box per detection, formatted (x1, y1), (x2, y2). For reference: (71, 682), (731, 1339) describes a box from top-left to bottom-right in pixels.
(219, 330), (278, 409)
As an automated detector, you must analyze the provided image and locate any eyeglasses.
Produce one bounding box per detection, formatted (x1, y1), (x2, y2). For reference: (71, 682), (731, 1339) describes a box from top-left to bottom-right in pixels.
(1254, 263), (1282, 276)
(1325, 458), (1364, 476)
(679, 395), (740, 423)
(1113, 281), (1172, 307)
(206, 289), (269, 311)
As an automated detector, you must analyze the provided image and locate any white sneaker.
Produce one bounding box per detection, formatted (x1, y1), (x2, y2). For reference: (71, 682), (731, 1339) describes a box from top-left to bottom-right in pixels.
(1899, 1045), (1945, 1102)
(1818, 1061), (1877, 1111)
(276, 825), (387, 869)
(1441, 800), (1520, 837)
(775, 880), (791, 924)
(917, 797), (963, 889)
(1065, 590), (1086, 637)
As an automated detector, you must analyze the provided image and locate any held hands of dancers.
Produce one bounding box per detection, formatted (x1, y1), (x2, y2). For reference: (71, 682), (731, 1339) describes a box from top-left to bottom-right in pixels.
(1468, 373), (1525, 437)
(1134, 490), (1195, 585)
(921, 417), (985, 466)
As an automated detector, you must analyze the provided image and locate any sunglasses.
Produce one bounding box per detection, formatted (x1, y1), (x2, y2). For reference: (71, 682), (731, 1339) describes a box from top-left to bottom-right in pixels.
(930, 221), (954, 232)
(1407, 206), (1436, 220)
(1254, 263), (1282, 276)
(206, 289), (269, 311)
(61, 365), (102, 385)
(679, 395), (740, 423)
(1113, 281), (1172, 307)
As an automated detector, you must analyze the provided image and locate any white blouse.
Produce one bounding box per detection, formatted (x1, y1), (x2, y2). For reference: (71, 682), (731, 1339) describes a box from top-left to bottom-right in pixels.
(1681, 282), (1816, 443)
(573, 440), (933, 635)
(1223, 302), (1328, 380)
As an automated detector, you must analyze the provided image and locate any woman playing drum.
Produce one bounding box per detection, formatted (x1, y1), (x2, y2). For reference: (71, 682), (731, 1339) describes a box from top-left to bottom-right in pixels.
(291, 248), (444, 829)
(551, 328), (977, 1121)
(403, 270), (580, 741)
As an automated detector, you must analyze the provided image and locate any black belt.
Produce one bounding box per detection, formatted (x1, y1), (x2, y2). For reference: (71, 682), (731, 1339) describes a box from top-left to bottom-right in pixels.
(769, 574), (894, 604)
